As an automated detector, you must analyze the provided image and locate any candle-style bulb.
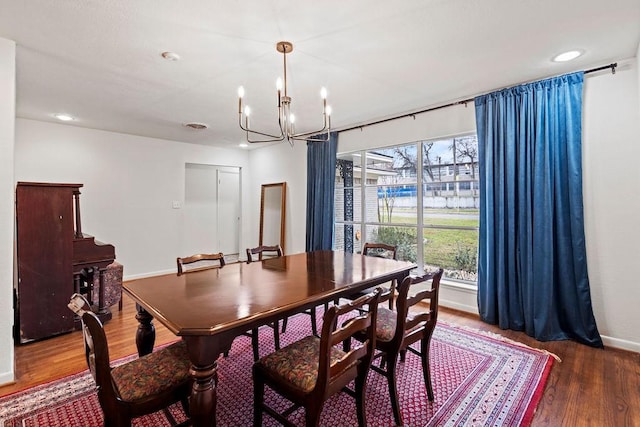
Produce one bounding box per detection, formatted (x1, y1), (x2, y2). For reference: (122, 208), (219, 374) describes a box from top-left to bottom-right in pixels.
(276, 78), (283, 90)
(290, 113), (295, 124)
(238, 86), (245, 98)
(326, 106), (332, 116)
(320, 87), (327, 99)
(244, 106), (251, 117)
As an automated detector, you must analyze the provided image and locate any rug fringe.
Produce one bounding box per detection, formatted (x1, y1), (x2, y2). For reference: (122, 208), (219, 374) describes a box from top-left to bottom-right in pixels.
(439, 321), (562, 362)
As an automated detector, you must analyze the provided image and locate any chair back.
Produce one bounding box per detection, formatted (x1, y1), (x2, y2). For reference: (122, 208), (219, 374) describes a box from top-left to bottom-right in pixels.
(363, 242), (398, 308)
(246, 245), (283, 263)
(394, 269), (444, 344)
(68, 294), (117, 403)
(362, 242), (397, 260)
(316, 288), (382, 394)
(177, 252), (225, 275)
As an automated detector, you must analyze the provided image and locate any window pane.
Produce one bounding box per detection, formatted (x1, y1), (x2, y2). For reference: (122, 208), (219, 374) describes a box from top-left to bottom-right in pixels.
(334, 223), (362, 254)
(422, 136), (479, 226)
(377, 184), (418, 225)
(336, 153), (362, 189)
(334, 186), (362, 222)
(366, 145), (418, 226)
(423, 228), (478, 281)
(366, 145), (418, 186)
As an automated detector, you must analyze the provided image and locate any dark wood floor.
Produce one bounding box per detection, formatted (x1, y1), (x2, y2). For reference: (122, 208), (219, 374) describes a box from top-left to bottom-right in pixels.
(2, 287), (639, 426)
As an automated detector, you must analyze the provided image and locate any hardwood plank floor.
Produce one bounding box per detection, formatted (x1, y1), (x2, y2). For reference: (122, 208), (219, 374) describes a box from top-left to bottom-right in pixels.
(1, 289), (639, 426)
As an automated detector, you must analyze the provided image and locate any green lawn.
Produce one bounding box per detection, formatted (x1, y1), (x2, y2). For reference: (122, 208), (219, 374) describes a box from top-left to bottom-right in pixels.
(371, 209), (479, 271)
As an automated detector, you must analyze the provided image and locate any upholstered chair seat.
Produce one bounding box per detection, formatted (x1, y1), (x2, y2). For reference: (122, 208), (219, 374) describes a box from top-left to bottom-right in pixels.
(256, 336), (353, 393)
(111, 341), (191, 403)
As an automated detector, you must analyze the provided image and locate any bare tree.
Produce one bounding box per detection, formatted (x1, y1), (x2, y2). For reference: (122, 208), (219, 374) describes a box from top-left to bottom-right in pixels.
(452, 135), (478, 179)
(394, 143), (439, 195)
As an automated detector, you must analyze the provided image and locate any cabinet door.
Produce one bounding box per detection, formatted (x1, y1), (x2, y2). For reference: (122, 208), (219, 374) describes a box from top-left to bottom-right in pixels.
(16, 185), (75, 343)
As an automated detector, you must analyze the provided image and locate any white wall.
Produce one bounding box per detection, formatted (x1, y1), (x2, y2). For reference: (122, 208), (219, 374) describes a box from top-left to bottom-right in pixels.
(247, 142), (307, 256)
(582, 57), (640, 351)
(0, 37), (16, 385)
(14, 119), (250, 278)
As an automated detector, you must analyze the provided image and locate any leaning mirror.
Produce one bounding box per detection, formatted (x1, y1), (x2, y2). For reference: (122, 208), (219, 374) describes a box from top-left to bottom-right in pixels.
(260, 182), (286, 253)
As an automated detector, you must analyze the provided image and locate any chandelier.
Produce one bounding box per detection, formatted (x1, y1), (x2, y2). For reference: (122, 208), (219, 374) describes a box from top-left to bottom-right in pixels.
(237, 41), (331, 145)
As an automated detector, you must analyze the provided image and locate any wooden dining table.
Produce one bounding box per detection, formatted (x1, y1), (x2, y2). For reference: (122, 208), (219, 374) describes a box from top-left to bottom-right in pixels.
(123, 250), (415, 426)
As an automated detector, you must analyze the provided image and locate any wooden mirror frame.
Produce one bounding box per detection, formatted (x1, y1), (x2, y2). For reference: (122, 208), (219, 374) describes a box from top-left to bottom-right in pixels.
(259, 182), (286, 253)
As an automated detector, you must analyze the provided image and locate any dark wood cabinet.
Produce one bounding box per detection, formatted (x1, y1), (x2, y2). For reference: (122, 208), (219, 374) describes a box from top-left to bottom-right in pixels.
(15, 182), (80, 343)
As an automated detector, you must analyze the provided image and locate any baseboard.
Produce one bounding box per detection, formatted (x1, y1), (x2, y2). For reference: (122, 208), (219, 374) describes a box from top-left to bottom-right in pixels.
(601, 334), (640, 353)
(123, 269), (175, 281)
(0, 370), (15, 387)
(440, 298), (478, 314)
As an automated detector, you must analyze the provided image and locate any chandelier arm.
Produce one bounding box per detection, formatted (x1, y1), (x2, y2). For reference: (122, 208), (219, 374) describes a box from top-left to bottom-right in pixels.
(245, 128), (286, 140)
(246, 133), (287, 144)
(289, 132), (329, 142)
(290, 116), (331, 139)
(239, 113), (286, 140)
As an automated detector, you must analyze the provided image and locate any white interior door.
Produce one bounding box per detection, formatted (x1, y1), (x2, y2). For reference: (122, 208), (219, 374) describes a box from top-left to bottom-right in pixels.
(184, 164), (217, 256)
(184, 164), (241, 259)
(217, 169), (240, 256)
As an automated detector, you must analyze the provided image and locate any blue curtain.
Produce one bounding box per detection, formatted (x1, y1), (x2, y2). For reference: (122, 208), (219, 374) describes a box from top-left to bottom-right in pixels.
(475, 72), (603, 348)
(306, 132), (338, 251)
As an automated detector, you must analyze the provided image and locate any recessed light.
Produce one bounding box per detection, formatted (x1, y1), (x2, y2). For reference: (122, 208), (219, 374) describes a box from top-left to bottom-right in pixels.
(161, 51), (180, 61)
(552, 50), (583, 62)
(54, 113), (75, 121)
(239, 143), (248, 148)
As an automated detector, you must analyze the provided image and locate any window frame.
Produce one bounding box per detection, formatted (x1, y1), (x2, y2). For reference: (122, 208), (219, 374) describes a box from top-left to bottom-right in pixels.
(334, 133), (479, 285)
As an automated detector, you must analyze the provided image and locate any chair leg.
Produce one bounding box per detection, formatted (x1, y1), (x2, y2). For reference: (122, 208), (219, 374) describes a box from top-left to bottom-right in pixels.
(310, 307), (318, 337)
(273, 321), (281, 351)
(400, 349), (407, 362)
(421, 338), (434, 401)
(104, 411), (130, 427)
(281, 317), (288, 333)
(305, 403), (323, 427)
(251, 328), (260, 362)
(253, 372), (264, 427)
(385, 353), (403, 426)
(355, 367), (368, 427)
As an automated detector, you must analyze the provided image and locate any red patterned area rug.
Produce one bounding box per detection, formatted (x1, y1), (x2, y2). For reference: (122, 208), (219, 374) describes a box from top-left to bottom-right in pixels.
(0, 313), (555, 426)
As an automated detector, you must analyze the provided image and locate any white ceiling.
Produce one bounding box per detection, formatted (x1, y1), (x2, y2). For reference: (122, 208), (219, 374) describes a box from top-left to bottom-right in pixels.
(1, 0), (638, 149)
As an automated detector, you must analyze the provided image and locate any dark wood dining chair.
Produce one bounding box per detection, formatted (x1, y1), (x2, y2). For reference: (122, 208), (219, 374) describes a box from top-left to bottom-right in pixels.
(342, 242), (398, 309)
(348, 268), (443, 426)
(253, 289), (382, 427)
(176, 252), (225, 275)
(246, 244), (283, 262)
(67, 293), (192, 427)
(245, 245), (284, 361)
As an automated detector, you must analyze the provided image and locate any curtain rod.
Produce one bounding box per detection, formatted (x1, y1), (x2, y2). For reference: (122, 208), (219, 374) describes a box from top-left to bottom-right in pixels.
(338, 62), (618, 134)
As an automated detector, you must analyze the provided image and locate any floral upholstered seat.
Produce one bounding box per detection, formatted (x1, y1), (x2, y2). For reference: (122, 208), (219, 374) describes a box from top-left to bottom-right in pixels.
(256, 336), (352, 393)
(375, 307), (397, 342)
(111, 340), (191, 402)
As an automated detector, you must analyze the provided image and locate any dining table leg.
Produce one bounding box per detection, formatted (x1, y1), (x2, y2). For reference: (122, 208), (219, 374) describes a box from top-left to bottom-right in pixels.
(183, 334), (234, 427)
(134, 304), (155, 356)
